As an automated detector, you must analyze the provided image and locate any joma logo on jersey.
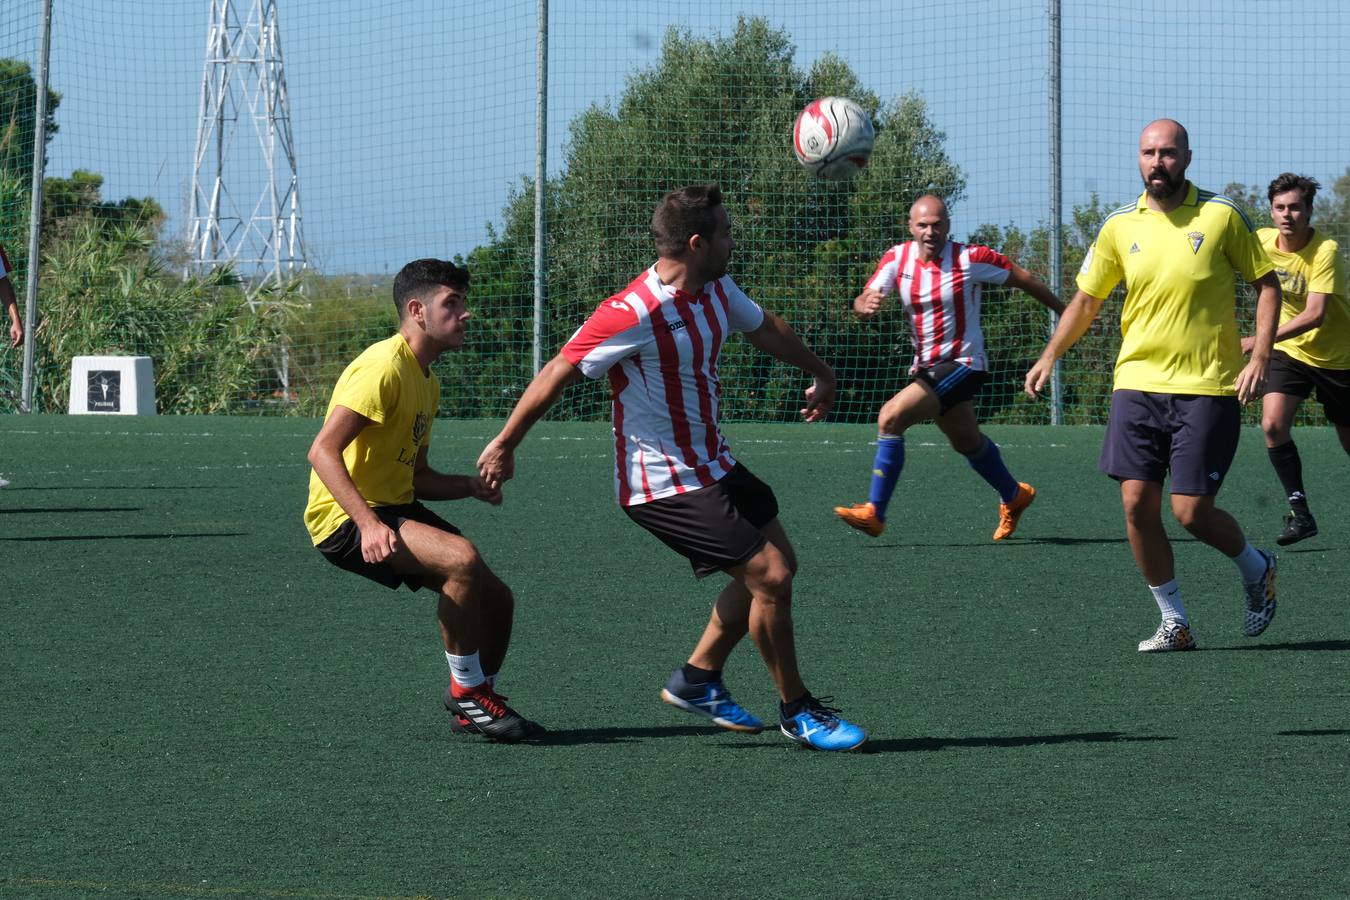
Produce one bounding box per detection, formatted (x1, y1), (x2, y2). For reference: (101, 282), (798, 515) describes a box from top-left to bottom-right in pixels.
(666, 319), (689, 332)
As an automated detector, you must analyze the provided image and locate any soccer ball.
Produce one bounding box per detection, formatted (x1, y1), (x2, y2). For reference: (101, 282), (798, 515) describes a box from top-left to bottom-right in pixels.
(792, 97), (876, 180)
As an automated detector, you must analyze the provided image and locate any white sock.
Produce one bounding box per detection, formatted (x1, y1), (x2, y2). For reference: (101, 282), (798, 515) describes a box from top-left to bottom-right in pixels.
(1149, 579), (1187, 624)
(445, 650), (486, 689)
(1231, 542), (1268, 583)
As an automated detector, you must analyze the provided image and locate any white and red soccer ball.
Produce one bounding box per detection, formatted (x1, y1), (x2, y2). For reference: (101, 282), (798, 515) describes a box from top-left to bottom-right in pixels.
(792, 96), (876, 181)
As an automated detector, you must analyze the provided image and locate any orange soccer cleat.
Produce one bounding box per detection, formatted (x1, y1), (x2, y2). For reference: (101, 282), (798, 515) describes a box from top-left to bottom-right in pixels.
(834, 501), (885, 537)
(993, 482), (1036, 541)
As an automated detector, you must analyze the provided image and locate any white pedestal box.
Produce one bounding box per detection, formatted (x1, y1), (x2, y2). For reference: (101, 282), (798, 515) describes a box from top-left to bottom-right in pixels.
(69, 356), (157, 415)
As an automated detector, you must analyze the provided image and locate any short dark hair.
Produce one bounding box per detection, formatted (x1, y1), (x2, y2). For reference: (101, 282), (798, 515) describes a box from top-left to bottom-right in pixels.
(1268, 172), (1320, 208)
(392, 258), (469, 318)
(651, 184), (723, 257)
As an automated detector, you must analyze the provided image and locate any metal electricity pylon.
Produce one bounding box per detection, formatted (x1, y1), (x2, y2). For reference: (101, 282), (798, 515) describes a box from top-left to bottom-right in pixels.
(188, 0), (306, 297)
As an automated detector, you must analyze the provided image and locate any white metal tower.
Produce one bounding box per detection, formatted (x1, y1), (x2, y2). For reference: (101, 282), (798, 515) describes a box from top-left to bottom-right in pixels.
(188, 0), (306, 294)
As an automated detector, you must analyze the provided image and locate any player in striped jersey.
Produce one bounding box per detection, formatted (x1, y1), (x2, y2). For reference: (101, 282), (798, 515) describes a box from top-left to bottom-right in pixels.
(834, 195), (1064, 540)
(1026, 119), (1281, 651)
(478, 184), (868, 751)
(0, 244), (23, 349)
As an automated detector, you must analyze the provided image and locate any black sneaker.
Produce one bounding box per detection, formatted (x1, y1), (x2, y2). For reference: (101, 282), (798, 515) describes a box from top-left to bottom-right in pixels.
(1276, 510), (1317, 546)
(443, 683), (545, 742)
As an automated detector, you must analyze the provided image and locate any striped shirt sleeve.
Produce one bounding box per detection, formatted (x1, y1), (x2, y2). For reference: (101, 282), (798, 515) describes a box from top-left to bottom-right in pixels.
(719, 277), (765, 332)
(966, 245), (1013, 284)
(561, 293), (647, 379)
(865, 246), (902, 295)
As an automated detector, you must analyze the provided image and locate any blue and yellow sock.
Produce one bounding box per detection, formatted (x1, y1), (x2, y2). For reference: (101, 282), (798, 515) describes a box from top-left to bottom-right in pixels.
(964, 435), (1019, 503)
(867, 434), (905, 520)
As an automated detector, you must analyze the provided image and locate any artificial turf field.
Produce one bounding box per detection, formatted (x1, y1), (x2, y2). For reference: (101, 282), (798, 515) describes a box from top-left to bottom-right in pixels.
(2, 413), (1348, 899)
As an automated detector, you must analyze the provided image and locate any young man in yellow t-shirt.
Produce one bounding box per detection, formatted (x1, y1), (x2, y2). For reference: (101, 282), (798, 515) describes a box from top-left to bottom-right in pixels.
(1025, 119), (1282, 652)
(304, 259), (540, 742)
(1241, 173), (1349, 546)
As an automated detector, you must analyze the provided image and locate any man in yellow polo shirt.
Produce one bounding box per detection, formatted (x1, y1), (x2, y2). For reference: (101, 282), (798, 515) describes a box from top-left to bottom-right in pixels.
(1240, 173), (1349, 546)
(1025, 119), (1282, 652)
(304, 258), (541, 742)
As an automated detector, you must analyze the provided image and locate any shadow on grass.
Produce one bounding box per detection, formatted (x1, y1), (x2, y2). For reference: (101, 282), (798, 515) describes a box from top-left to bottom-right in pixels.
(859, 730), (1175, 754)
(0, 531), (247, 542)
(1277, 728), (1350, 737)
(0, 506), (141, 514)
(531, 725), (738, 746)
(1203, 639), (1350, 652)
(854, 536), (1140, 549)
(1, 485), (233, 491)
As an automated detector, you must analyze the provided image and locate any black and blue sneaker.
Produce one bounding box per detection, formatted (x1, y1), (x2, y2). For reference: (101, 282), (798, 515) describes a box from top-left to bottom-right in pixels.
(779, 694), (867, 751)
(660, 667), (765, 733)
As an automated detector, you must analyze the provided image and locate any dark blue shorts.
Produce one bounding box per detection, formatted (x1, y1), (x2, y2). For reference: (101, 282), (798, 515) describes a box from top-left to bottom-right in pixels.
(1099, 390), (1240, 495)
(1266, 349), (1350, 426)
(914, 361), (988, 414)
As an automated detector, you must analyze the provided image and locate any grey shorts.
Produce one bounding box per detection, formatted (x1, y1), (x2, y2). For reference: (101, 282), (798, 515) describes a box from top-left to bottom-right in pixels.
(1099, 390), (1240, 495)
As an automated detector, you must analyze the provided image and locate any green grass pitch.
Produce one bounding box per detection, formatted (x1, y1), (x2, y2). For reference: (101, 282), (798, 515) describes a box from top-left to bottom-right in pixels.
(2, 414), (1348, 898)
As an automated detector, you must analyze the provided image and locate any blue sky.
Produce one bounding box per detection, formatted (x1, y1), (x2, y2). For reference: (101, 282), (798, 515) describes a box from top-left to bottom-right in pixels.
(5, 0), (1349, 274)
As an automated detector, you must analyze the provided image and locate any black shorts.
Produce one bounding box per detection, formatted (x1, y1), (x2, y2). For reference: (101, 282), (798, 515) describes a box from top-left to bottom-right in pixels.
(914, 361), (988, 414)
(315, 501), (461, 591)
(1266, 349), (1350, 426)
(622, 464), (779, 579)
(1099, 390), (1240, 495)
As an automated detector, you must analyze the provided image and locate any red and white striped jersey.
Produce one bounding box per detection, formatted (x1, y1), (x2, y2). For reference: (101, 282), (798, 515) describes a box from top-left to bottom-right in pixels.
(865, 241), (1012, 372)
(0, 244), (11, 279)
(561, 265), (765, 506)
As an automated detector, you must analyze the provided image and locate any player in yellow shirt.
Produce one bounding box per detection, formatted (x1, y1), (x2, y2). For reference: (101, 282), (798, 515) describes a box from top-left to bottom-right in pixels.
(304, 258), (540, 742)
(1241, 173), (1350, 546)
(1025, 119), (1282, 652)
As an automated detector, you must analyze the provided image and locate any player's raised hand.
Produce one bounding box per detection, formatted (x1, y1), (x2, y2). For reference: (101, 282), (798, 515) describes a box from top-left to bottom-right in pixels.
(469, 475), (503, 506)
(852, 288), (885, 319)
(476, 439), (515, 490)
(802, 373), (836, 423)
(360, 519), (401, 564)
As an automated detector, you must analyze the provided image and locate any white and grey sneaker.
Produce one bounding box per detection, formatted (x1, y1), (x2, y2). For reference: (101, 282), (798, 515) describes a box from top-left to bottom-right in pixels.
(1138, 619), (1196, 653)
(1242, 550), (1278, 637)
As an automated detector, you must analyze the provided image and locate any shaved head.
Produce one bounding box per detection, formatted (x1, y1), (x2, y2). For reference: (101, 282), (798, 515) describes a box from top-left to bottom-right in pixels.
(909, 194), (950, 222)
(1141, 118), (1189, 150)
(908, 194), (951, 260)
(1138, 119), (1192, 205)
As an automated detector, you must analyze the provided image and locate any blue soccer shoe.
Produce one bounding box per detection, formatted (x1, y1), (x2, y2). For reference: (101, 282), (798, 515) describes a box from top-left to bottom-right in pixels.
(660, 667), (766, 733)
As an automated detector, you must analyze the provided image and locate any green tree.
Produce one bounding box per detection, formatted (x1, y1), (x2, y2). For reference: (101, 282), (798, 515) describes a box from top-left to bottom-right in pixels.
(0, 58), (59, 179)
(480, 17), (965, 423)
(42, 168), (165, 236)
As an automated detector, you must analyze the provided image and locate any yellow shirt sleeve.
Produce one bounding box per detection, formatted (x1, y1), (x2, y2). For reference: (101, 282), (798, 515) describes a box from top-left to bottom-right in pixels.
(330, 354), (398, 425)
(1223, 208), (1273, 283)
(1310, 238), (1345, 297)
(1076, 221), (1123, 299)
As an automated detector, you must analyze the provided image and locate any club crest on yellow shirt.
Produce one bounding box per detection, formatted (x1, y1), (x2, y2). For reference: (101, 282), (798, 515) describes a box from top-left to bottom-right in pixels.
(1187, 231), (1205, 254)
(412, 411), (428, 445)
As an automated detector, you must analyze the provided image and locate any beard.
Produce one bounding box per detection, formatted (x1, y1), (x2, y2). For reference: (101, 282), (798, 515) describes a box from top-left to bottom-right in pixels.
(1144, 169), (1185, 199)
